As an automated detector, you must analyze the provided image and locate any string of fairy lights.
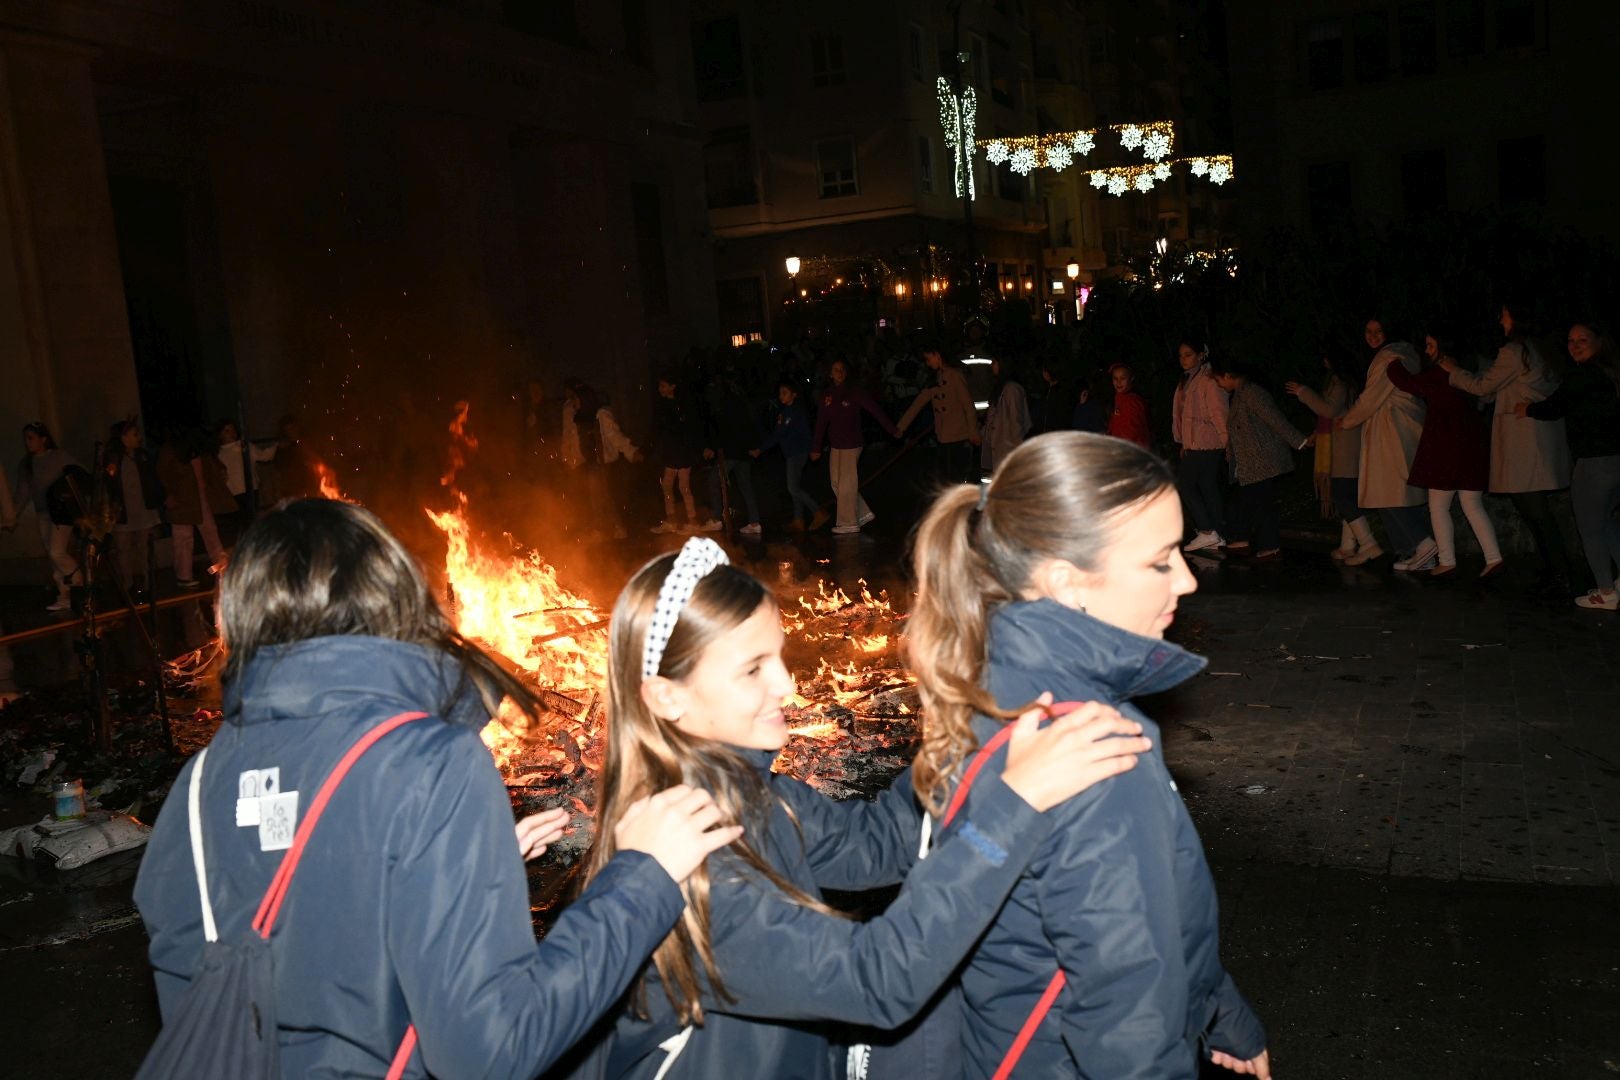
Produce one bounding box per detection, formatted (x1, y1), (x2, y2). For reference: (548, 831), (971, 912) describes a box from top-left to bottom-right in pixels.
(934, 79), (1233, 197)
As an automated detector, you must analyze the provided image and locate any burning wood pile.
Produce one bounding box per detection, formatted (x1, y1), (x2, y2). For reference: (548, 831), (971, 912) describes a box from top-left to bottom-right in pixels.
(425, 496), (920, 830)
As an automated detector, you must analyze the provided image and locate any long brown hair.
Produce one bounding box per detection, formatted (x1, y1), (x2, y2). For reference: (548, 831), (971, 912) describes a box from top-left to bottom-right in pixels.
(581, 552), (840, 1026)
(906, 432), (1174, 814)
(218, 498), (542, 725)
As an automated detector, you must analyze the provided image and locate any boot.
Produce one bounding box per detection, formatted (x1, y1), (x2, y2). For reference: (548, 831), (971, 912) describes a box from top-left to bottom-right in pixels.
(1343, 517), (1384, 565)
(1330, 520), (1356, 561)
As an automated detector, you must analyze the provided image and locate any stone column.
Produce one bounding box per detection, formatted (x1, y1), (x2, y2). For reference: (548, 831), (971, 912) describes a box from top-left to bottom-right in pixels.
(0, 33), (140, 462)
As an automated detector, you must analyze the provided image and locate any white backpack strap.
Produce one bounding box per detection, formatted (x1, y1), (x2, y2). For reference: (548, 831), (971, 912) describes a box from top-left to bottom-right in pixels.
(187, 746), (219, 943)
(916, 811), (934, 861)
(652, 1026), (692, 1080)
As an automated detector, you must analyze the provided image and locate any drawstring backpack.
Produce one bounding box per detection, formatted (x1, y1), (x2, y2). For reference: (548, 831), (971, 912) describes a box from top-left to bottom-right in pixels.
(136, 711), (428, 1080)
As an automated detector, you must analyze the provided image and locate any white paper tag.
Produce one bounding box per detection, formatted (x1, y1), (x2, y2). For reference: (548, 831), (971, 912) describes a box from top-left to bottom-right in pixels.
(257, 790), (299, 852)
(236, 768), (281, 827)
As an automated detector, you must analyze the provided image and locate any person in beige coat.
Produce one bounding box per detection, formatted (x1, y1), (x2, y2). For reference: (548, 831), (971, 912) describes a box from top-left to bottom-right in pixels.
(898, 344), (980, 485)
(1440, 303), (1576, 590)
(1336, 337), (1436, 568)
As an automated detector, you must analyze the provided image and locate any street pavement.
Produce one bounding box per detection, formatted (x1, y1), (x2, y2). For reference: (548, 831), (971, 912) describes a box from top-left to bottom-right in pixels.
(1, 514), (1616, 1078)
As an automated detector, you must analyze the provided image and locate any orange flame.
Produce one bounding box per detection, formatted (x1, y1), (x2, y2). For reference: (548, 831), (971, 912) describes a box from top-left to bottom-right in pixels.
(315, 462), (348, 501)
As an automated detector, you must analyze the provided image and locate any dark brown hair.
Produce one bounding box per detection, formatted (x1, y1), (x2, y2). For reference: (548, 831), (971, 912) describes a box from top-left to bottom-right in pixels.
(218, 499), (541, 725)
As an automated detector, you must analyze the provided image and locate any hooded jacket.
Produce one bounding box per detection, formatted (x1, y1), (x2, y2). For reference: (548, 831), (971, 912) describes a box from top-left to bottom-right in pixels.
(135, 637), (685, 1079)
(562, 752), (1056, 1080)
(957, 600), (1265, 1078)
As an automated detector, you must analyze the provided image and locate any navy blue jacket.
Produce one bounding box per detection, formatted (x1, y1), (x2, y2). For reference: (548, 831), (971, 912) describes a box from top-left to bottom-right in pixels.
(957, 600), (1265, 1078)
(757, 401), (813, 459)
(135, 637), (685, 1079)
(650, 393), (710, 469)
(565, 752), (1054, 1080)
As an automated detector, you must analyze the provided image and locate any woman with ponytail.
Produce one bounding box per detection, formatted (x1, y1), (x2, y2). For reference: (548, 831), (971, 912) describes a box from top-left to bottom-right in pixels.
(562, 538), (1148, 1079)
(908, 431), (1269, 1079)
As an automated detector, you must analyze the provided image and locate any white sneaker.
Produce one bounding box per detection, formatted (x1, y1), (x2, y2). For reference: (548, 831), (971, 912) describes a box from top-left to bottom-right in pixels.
(46, 595), (72, 613)
(831, 523), (860, 535)
(697, 519), (723, 532)
(1343, 544), (1384, 566)
(739, 522), (762, 536)
(856, 509), (876, 527)
(1393, 539), (1439, 572)
(650, 521), (677, 534)
(1183, 531), (1221, 553)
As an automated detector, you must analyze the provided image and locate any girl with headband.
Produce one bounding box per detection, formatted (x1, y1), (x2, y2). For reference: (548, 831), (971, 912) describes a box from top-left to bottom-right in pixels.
(561, 537), (1152, 1078)
(908, 431), (1269, 1078)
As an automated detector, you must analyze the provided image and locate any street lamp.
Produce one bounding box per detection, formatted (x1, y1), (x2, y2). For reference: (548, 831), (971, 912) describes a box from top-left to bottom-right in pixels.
(1066, 261), (1080, 281)
(785, 255), (801, 279)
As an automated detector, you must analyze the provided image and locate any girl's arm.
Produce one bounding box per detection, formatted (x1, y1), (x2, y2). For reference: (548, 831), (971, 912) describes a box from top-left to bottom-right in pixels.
(1253, 389), (1310, 449)
(778, 766), (924, 891)
(387, 734), (686, 1080)
(697, 770), (1055, 1027)
(860, 392), (899, 439)
(600, 410), (640, 461)
(1449, 344), (1520, 398)
(1290, 384), (1339, 419)
(1338, 359), (1393, 429)
(1524, 382), (1569, 421)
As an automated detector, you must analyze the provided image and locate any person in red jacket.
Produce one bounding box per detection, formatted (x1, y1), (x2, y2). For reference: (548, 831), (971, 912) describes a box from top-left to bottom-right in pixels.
(1106, 363), (1152, 448)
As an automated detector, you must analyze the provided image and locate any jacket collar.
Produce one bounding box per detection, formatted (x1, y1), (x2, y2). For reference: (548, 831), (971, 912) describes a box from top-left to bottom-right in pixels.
(224, 635), (488, 728)
(987, 598), (1206, 700)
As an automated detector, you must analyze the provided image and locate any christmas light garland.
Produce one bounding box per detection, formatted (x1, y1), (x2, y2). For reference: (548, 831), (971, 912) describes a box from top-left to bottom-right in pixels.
(976, 121), (1175, 176)
(937, 77), (979, 199)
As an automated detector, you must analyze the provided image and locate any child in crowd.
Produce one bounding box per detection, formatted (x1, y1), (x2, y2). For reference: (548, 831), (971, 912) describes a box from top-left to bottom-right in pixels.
(1172, 341), (1230, 552)
(1106, 362), (1152, 448)
(1214, 362), (1313, 560)
(897, 344), (979, 486)
(752, 379), (820, 532)
(135, 499), (737, 1077)
(12, 422), (82, 611)
(1386, 332), (1501, 577)
(980, 357), (1032, 474)
(811, 359), (896, 534)
(562, 537), (1150, 1078)
(1287, 343), (1371, 562)
(649, 373), (719, 535)
(907, 431), (1269, 1079)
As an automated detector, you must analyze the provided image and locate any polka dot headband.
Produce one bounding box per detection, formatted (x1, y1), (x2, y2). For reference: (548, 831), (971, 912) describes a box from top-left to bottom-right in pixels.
(642, 537), (730, 679)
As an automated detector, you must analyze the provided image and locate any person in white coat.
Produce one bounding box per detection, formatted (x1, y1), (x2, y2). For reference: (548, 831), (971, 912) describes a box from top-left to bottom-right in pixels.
(1440, 303), (1576, 591)
(980, 358), (1031, 474)
(1335, 331), (1436, 568)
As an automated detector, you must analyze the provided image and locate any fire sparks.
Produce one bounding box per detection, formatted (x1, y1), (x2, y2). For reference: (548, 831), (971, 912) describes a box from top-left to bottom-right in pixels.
(315, 462), (348, 501)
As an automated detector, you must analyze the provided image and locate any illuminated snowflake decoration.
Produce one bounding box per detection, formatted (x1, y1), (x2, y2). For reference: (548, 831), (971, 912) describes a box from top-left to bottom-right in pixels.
(1208, 160), (1233, 185)
(1134, 173), (1156, 192)
(1009, 146), (1037, 175)
(1070, 131), (1095, 155)
(1090, 171), (1108, 189)
(1118, 125), (1143, 150)
(1046, 143), (1073, 172)
(1142, 129), (1172, 161)
(1189, 157), (1209, 177)
(1154, 162), (1172, 181)
(937, 77), (978, 199)
(985, 140), (1010, 165)
(1107, 174), (1128, 196)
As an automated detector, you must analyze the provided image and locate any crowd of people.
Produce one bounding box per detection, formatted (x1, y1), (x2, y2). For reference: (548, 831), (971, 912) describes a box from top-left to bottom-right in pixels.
(3, 416), (328, 612)
(519, 305), (1619, 611)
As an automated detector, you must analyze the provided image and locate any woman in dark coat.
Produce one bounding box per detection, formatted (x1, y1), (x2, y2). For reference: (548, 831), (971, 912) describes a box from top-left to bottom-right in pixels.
(1523, 321), (1620, 608)
(908, 433), (1269, 1079)
(1387, 332), (1501, 577)
(135, 500), (735, 1078)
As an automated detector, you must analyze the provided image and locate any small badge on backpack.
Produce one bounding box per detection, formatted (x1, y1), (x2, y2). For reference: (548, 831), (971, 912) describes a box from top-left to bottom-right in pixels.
(257, 790), (299, 852)
(235, 768), (280, 827)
